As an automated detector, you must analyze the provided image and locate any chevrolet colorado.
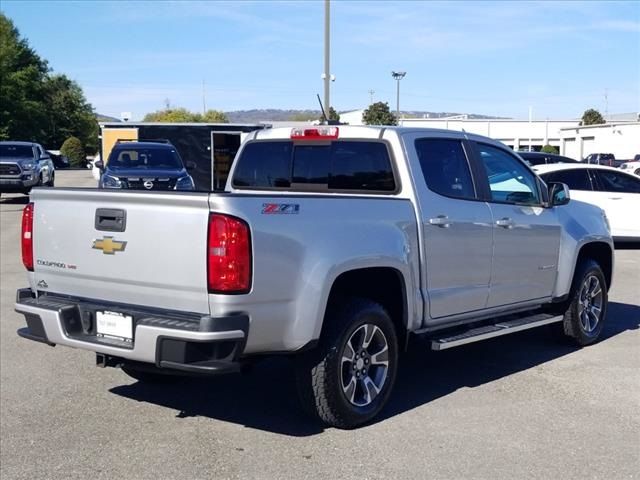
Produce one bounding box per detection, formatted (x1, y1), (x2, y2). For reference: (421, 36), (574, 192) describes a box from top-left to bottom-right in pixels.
(15, 126), (613, 428)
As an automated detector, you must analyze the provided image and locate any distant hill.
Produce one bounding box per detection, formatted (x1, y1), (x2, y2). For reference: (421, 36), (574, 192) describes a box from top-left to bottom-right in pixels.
(96, 113), (120, 122)
(225, 109), (508, 123)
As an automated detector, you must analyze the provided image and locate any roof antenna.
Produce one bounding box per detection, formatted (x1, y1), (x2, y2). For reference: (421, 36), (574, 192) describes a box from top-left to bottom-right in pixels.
(317, 94), (328, 124)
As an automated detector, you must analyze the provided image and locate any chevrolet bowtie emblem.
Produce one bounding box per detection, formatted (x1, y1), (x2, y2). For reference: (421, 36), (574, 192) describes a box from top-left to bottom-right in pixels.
(92, 236), (127, 255)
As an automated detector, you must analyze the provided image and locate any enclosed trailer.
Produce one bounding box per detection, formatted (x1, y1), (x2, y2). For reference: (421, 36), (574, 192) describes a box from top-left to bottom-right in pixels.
(99, 122), (268, 191)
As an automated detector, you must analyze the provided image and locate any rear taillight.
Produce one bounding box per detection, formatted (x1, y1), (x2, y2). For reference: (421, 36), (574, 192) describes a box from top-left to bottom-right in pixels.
(21, 202), (34, 271)
(207, 213), (251, 293)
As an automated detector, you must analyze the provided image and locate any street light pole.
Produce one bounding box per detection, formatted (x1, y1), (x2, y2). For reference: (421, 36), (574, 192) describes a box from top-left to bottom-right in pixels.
(391, 71), (406, 121)
(324, 0), (331, 113)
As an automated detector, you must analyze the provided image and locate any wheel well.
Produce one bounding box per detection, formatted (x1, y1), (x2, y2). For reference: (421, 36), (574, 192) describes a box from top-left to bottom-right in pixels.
(326, 267), (407, 341)
(577, 242), (613, 290)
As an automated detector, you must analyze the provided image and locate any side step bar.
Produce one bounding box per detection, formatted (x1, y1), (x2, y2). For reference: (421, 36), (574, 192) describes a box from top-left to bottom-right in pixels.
(431, 313), (563, 351)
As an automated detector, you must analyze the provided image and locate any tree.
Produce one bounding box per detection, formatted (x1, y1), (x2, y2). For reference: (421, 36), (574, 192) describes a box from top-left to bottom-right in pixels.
(541, 144), (559, 154)
(581, 108), (605, 126)
(318, 107), (340, 123)
(0, 14), (98, 151)
(143, 107), (228, 123)
(362, 102), (397, 126)
(202, 109), (228, 123)
(43, 74), (98, 153)
(60, 136), (85, 167)
(0, 14), (48, 141)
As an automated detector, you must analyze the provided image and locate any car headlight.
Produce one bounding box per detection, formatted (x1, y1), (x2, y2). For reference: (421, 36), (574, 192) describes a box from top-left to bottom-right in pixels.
(21, 162), (36, 170)
(100, 174), (122, 189)
(175, 175), (195, 191)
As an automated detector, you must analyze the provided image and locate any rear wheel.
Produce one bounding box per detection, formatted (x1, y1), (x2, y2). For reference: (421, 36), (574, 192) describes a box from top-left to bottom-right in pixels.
(45, 171), (55, 187)
(295, 298), (398, 428)
(560, 260), (607, 346)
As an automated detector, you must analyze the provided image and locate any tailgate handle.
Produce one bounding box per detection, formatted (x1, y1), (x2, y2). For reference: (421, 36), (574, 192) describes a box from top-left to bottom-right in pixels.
(95, 208), (126, 232)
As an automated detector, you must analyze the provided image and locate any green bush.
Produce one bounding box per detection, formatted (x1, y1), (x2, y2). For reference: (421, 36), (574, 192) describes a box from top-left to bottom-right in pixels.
(541, 144), (559, 154)
(60, 136), (85, 167)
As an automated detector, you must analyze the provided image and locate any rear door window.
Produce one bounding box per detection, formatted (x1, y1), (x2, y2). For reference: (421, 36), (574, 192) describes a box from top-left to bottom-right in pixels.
(414, 138), (476, 200)
(543, 169), (593, 191)
(592, 170), (640, 193)
(232, 140), (396, 192)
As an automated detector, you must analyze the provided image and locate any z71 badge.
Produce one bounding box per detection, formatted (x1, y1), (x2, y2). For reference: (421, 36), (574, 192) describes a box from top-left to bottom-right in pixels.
(262, 203), (300, 215)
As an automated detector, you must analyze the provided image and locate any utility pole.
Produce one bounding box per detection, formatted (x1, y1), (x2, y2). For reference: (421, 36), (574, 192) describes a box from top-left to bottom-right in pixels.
(391, 71), (406, 120)
(368, 89), (375, 105)
(323, 0), (331, 113)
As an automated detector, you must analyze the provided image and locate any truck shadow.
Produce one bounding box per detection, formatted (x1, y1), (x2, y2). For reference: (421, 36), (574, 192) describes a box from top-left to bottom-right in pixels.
(109, 301), (639, 436)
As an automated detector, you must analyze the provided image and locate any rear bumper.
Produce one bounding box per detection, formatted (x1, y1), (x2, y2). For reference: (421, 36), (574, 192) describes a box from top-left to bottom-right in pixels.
(15, 289), (248, 375)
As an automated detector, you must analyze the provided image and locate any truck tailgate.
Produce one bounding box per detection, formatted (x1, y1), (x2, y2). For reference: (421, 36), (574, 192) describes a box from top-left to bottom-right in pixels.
(29, 188), (211, 314)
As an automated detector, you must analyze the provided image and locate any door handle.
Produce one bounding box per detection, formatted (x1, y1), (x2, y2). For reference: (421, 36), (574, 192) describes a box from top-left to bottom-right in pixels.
(495, 217), (515, 229)
(429, 215), (452, 228)
(608, 197), (622, 200)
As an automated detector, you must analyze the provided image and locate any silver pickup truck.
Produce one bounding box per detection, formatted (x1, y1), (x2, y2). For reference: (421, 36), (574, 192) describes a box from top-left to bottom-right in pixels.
(15, 126), (613, 428)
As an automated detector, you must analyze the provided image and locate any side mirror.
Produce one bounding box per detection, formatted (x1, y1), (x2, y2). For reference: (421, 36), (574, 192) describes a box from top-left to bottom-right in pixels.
(186, 161), (197, 171)
(94, 160), (104, 170)
(548, 182), (570, 206)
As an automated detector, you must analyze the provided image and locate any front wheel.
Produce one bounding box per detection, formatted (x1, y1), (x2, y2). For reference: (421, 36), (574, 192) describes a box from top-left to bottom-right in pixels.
(561, 260), (608, 346)
(295, 298), (398, 429)
(46, 171), (55, 187)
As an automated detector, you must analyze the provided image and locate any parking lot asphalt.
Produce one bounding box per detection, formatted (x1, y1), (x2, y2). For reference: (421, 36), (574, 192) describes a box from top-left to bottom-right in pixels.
(1, 170), (638, 480)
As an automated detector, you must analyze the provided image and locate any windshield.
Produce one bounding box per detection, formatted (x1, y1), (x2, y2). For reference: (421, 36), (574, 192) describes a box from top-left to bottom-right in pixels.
(0, 145), (33, 158)
(108, 147), (183, 170)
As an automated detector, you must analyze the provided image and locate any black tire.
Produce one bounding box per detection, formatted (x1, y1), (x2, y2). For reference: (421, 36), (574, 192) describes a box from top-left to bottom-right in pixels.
(121, 364), (180, 384)
(560, 259), (608, 346)
(295, 297), (398, 429)
(46, 171), (55, 187)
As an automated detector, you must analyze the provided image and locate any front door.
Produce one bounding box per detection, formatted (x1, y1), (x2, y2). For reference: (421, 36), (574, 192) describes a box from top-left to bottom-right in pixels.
(405, 134), (494, 319)
(471, 142), (562, 307)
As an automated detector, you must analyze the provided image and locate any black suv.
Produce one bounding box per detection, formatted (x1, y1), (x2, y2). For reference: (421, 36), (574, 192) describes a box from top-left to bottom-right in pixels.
(97, 141), (195, 191)
(517, 151), (578, 166)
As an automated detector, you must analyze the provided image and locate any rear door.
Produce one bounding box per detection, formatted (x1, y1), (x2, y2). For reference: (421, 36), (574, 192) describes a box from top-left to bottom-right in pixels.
(404, 133), (493, 319)
(589, 169), (640, 238)
(31, 189), (212, 313)
(471, 142), (562, 307)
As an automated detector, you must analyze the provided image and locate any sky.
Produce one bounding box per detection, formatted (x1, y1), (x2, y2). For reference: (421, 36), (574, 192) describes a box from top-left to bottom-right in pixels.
(2, 0), (639, 121)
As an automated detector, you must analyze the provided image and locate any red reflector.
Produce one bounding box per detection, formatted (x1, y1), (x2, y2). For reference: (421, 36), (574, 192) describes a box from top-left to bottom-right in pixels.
(207, 214), (251, 293)
(21, 202), (34, 271)
(291, 126), (339, 140)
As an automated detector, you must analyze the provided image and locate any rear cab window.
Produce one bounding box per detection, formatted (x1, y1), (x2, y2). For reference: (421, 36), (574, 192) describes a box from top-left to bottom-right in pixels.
(232, 140), (397, 193)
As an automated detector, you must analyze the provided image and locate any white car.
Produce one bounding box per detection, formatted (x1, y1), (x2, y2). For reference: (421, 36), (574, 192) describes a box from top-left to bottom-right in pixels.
(534, 163), (640, 241)
(619, 161), (640, 176)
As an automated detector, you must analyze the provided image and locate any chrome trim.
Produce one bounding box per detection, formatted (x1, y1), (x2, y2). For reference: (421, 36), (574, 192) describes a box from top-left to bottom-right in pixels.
(431, 315), (563, 350)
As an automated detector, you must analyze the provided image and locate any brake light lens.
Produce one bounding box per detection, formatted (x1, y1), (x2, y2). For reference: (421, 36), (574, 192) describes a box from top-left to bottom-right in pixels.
(290, 126), (339, 140)
(207, 214), (251, 293)
(21, 202), (34, 271)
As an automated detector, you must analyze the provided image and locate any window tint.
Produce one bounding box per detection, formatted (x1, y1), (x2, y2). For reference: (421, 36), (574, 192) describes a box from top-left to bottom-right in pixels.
(233, 141), (292, 188)
(329, 142), (395, 191)
(544, 169), (592, 191)
(593, 170), (640, 193)
(414, 138), (475, 200)
(232, 141), (395, 192)
(108, 148), (183, 170)
(0, 145), (33, 158)
(476, 143), (540, 204)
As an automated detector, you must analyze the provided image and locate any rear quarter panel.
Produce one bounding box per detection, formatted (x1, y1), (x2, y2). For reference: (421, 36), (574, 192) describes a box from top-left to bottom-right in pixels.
(207, 195), (420, 353)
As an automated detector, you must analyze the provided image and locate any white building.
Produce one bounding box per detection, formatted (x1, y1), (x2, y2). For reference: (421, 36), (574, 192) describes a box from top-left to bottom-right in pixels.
(560, 122), (640, 160)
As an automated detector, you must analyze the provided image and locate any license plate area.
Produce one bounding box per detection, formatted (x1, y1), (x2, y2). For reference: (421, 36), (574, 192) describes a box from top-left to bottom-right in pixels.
(96, 310), (133, 343)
